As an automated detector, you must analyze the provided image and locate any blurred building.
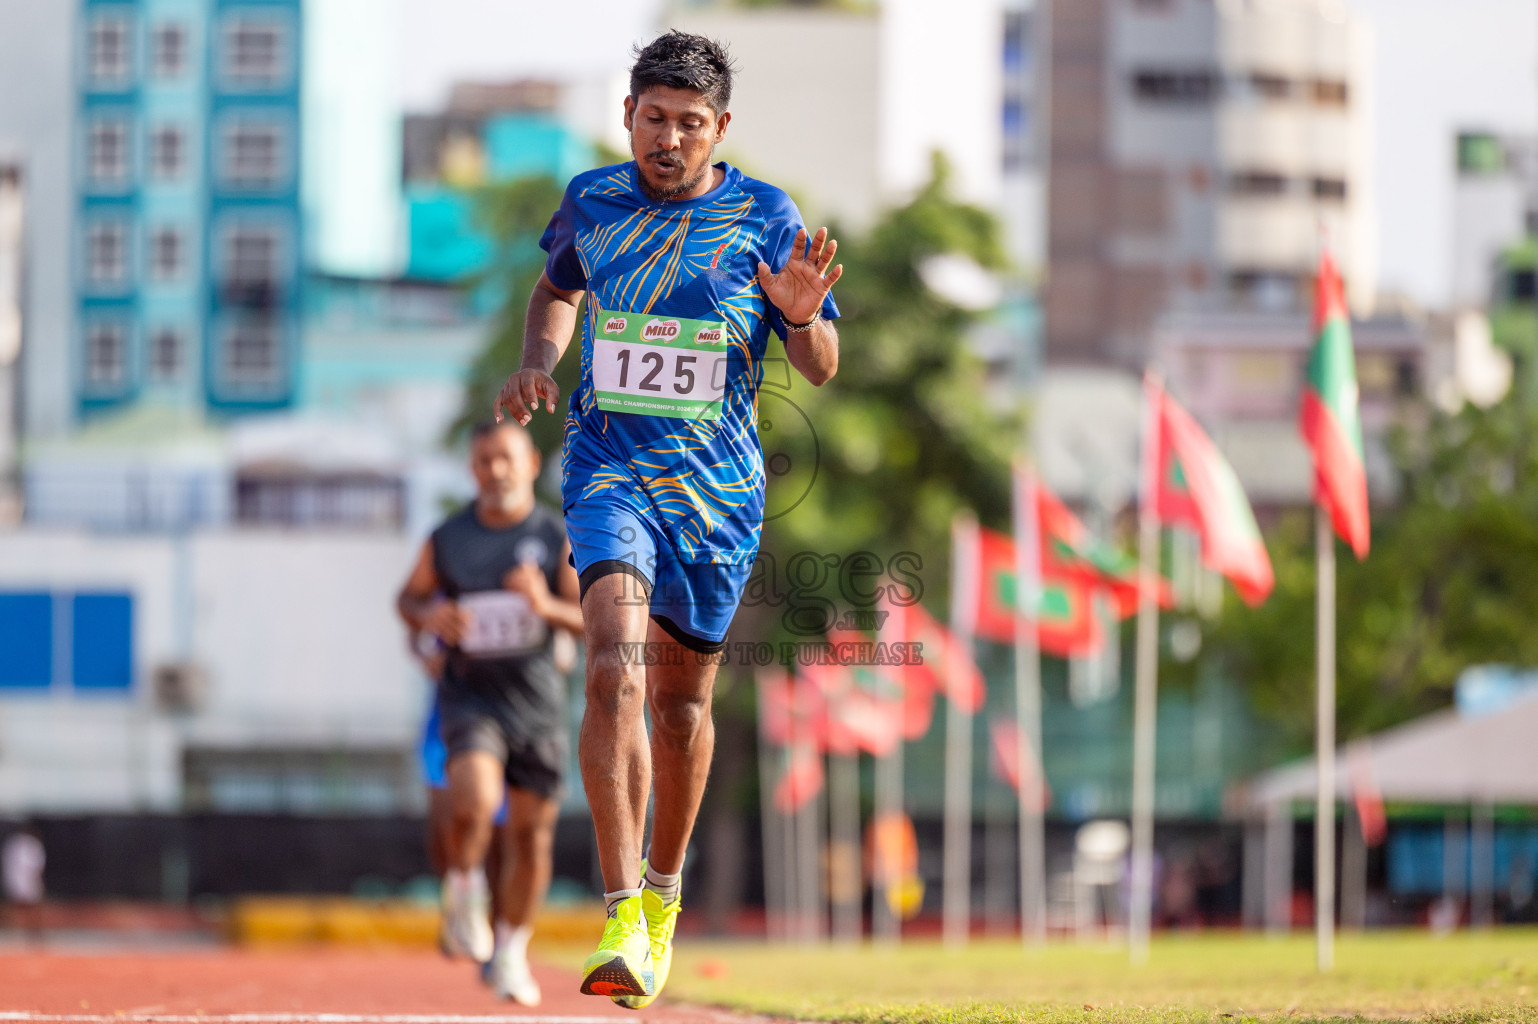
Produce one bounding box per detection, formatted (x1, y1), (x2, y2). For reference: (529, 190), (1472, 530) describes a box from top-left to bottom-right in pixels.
(667, 0), (1004, 230)
(1152, 307), (1425, 508)
(1002, 1), (1046, 273)
(401, 79), (596, 284)
(76, 0), (304, 420)
(1451, 130), (1538, 312)
(1044, 0), (1375, 369)
(302, 0), (406, 279)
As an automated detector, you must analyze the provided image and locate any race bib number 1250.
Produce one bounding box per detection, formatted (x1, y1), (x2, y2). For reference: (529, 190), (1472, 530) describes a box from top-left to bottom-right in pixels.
(592, 309), (728, 421)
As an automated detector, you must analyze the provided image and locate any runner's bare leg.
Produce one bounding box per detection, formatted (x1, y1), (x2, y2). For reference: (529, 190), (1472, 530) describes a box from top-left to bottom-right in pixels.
(500, 787), (559, 927)
(579, 572), (653, 893)
(446, 751), (504, 871)
(643, 618), (718, 877)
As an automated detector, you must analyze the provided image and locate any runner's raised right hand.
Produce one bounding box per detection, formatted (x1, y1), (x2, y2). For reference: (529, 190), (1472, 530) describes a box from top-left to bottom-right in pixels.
(494, 369), (560, 426)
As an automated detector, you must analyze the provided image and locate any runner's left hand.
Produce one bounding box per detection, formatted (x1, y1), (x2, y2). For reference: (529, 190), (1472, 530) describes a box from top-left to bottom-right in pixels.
(757, 227), (842, 326)
(504, 561), (551, 618)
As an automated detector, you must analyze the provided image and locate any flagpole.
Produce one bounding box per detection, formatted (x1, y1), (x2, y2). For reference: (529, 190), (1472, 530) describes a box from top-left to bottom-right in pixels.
(943, 513), (979, 949)
(874, 599), (904, 945)
(1129, 370), (1164, 965)
(1014, 460), (1047, 946)
(755, 672), (786, 941)
(829, 748), (862, 943)
(1315, 504), (1336, 970)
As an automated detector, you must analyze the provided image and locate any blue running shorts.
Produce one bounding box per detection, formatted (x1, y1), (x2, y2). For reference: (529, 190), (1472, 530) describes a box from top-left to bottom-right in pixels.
(565, 500), (753, 654)
(419, 694), (448, 790)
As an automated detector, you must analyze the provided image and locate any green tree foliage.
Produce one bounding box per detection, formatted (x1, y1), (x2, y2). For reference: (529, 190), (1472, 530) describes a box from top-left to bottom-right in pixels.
(1195, 397), (1538, 752)
(753, 154), (1021, 635)
(448, 175), (576, 466)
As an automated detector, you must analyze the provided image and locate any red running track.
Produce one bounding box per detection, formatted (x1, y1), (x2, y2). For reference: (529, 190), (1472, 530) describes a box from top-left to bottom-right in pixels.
(0, 949), (766, 1024)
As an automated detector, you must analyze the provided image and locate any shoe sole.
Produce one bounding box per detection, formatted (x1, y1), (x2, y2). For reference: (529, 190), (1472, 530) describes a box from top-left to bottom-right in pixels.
(580, 955), (654, 998)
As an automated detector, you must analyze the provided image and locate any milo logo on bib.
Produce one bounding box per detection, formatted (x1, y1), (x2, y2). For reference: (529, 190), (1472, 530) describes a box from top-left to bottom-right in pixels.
(641, 318), (682, 342)
(593, 307), (729, 421)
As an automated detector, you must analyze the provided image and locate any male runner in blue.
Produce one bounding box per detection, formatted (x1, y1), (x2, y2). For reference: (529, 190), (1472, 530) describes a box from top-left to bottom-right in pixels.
(494, 30), (842, 1007)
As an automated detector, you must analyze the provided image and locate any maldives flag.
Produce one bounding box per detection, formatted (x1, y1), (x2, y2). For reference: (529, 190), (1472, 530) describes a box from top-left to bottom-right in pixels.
(974, 532), (1103, 656)
(988, 717), (1051, 812)
(1347, 745), (1387, 847)
(1299, 248), (1370, 559)
(773, 743), (825, 813)
(876, 590), (985, 714)
(811, 628), (905, 757)
(758, 667), (828, 749)
(1154, 382), (1275, 606)
(875, 593), (939, 739)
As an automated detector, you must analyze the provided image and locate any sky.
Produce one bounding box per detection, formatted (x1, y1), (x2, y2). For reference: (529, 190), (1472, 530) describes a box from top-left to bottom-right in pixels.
(395, 0), (1538, 310)
(396, 0), (662, 110)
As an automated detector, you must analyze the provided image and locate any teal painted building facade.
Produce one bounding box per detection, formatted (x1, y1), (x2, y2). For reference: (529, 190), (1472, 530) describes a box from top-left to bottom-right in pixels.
(75, 0), (301, 419)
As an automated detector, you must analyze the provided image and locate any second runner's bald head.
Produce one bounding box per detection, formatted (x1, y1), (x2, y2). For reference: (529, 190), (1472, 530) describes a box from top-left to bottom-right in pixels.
(624, 31), (736, 203)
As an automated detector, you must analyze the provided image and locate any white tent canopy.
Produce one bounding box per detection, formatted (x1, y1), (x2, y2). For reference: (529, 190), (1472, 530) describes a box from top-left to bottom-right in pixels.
(1242, 691), (1538, 808)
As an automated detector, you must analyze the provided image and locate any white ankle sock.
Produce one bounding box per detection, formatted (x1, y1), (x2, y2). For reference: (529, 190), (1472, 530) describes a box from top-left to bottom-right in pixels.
(643, 861), (682, 904)
(494, 921), (533, 960)
(604, 887), (643, 916)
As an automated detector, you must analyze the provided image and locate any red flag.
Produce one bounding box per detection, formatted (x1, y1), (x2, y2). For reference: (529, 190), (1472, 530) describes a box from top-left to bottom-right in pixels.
(1348, 745), (1386, 847)
(807, 629), (906, 757)
(1300, 247), (1371, 559)
(1152, 382), (1275, 606)
(773, 744), (825, 813)
(895, 596), (985, 713)
(971, 525), (1105, 656)
(988, 717), (1051, 813)
(759, 667), (828, 748)
(875, 594), (938, 739)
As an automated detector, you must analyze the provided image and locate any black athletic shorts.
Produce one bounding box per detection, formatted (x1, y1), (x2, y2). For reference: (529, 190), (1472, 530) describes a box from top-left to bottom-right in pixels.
(437, 686), (567, 801)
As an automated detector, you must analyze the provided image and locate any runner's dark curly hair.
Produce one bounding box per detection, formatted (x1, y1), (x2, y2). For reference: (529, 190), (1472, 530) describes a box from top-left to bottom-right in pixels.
(630, 30), (737, 114)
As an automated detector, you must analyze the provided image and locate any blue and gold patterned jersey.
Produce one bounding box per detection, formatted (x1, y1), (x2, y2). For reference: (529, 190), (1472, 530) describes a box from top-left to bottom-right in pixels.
(540, 161), (839, 566)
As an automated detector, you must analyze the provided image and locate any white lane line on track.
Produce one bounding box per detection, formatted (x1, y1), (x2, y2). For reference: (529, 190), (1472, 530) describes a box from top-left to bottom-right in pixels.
(1, 1008), (630, 1014)
(0, 1017), (628, 1023)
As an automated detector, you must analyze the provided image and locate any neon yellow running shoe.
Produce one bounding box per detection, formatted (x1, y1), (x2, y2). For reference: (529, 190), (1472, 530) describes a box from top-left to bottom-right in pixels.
(612, 885), (681, 1009)
(579, 894), (654, 999)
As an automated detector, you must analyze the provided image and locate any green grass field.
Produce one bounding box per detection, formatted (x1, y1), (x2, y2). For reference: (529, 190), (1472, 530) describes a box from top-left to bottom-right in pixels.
(646, 930), (1538, 1024)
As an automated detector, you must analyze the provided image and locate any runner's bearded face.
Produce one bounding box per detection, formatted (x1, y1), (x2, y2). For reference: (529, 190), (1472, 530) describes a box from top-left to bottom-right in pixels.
(625, 86), (727, 202)
(470, 427), (538, 512)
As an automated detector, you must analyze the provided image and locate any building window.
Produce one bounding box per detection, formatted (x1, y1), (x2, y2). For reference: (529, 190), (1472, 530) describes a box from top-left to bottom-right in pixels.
(148, 227), (183, 281)
(222, 122), (282, 188)
(1132, 69), (1218, 103)
(88, 15), (132, 86)
(1312, 176), (1348, 201)
(87, 221), (129, 286)
(150, 327), (184, 380)
(1311, 79), (1349, 106)
(223, 317), (281, 385)
(151, 23), (187, 78)
(85, 321), (127, 386)
(150, 125), (184, 180)
(224, 227), (280, 287)
(1248, 73), (1292, 100)
(223, 18), (285, 87)
(88, 119), (130, 185)
(1229, 171), (1289, 196)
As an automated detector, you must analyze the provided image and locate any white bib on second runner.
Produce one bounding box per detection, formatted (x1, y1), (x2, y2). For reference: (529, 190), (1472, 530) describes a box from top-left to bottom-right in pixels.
(458, 590), (547, 656)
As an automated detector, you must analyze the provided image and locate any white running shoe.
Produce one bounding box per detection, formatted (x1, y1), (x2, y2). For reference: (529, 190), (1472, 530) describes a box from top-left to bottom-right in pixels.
(440, 872), (494, 963)
(490, 947), (542, 1006)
